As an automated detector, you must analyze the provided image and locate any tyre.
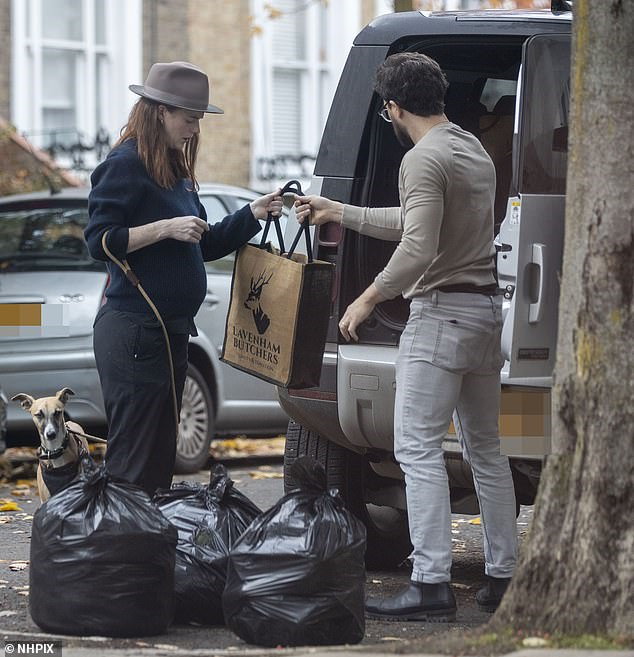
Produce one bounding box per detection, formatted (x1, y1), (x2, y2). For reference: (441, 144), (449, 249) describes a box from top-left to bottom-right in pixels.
(284, 420), (412, 570)
(174, 362), (215, 474)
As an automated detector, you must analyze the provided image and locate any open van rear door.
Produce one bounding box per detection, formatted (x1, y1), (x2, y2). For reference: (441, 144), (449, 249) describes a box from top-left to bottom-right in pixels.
(498, 33), (571, 383)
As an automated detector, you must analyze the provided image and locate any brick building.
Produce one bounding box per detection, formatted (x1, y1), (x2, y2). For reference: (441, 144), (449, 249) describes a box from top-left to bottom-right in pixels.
(0, 0), (386, 191)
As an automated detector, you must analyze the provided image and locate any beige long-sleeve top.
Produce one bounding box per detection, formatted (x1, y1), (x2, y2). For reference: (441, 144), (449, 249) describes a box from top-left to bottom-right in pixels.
(342, 122), (497, 300)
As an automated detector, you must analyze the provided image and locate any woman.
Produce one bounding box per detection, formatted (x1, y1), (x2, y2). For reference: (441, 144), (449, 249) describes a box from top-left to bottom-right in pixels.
(85, 61), (282, 495)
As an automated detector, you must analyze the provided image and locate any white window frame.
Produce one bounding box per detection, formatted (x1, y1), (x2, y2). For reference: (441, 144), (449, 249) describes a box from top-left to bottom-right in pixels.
(250, 0), (361, 190)
(11, 0), (142, 177)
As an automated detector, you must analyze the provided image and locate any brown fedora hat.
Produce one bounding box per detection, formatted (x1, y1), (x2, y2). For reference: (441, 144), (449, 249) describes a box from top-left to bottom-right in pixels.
(129, 61), (223, 114)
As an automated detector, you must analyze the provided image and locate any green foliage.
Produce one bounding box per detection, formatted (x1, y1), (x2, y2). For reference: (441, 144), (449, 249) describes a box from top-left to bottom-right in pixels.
(471, 628), (634, 655)
(420, 627), (634, 656)
(549, 634), (634, 650)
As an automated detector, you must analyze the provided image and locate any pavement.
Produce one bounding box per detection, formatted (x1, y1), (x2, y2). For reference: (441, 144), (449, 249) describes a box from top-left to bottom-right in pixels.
(52, 650), (634, 657)
(3, 455), (633, 657)
(2, 635), (634, 657)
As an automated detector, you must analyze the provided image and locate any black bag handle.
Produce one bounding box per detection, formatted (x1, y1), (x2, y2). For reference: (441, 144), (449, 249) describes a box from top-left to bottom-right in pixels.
(260, 209), (286, 253)
(280, 179), (313, 262)
(257, 179), (313, 262)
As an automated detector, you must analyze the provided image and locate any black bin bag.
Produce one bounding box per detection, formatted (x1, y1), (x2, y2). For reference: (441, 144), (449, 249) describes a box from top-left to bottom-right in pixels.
(29, 461), (177, 637)
(153, 463), (261, 625)
(222, 456), (367, 647)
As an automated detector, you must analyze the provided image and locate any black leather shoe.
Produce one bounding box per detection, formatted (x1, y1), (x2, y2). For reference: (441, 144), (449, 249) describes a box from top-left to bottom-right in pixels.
(365, 581), (457, 622)
(476, 576), (511, 612)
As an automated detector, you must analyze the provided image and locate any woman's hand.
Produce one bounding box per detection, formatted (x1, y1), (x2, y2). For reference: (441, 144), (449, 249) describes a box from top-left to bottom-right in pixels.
(294, 195), (344, 226)
(127, 216), (208, 252)
(250, 189), (283, 220)
(162, 216), (209, 242)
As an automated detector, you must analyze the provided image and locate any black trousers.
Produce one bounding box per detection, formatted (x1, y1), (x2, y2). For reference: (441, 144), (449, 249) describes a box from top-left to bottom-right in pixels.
(93, 307), (189, 496)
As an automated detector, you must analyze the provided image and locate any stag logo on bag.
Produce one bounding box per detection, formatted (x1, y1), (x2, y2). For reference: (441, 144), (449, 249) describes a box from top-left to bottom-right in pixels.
(244, 270), (273, 335)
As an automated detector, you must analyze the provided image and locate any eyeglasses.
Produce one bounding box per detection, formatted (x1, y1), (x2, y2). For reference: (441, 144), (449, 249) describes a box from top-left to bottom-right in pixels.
(378, 101), (392, 123)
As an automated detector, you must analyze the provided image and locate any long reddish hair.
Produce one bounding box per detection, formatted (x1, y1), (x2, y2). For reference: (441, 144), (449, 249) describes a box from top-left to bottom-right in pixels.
(115, 98), (200, 190)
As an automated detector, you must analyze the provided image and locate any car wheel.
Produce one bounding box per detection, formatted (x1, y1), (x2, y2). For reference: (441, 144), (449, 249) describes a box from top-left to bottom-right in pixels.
(284, 420), (412, 570)
(175, 362), (215, 474)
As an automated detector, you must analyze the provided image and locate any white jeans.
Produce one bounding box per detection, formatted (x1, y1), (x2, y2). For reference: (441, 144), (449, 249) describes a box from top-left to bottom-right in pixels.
(394, 291), (518, 584)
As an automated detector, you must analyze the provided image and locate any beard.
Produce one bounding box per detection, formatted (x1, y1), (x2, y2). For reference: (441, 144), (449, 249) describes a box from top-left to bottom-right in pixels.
(392, 121), (414, 150)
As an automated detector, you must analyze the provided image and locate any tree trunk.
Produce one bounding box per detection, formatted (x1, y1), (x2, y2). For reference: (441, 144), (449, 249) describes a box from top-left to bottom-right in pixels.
(491, 0), (634, 637)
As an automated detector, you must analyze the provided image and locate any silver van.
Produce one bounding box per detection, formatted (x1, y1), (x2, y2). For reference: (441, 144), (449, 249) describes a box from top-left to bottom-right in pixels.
(280, 3), (572, 568)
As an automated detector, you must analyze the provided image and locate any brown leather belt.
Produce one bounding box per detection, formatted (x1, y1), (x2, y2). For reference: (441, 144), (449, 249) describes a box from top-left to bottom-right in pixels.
(438, 283), (498, 295)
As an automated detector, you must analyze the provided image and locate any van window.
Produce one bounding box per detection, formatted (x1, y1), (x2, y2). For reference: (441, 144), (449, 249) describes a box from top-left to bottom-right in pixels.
(517, 34), (570, 195)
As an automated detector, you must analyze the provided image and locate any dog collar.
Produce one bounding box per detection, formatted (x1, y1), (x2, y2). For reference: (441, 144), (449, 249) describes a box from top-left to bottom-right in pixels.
(38, 434), (71, 462)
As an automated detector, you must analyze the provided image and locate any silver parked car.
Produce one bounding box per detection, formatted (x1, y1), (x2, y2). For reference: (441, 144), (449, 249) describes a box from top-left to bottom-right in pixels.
(0, 184), (288, 472)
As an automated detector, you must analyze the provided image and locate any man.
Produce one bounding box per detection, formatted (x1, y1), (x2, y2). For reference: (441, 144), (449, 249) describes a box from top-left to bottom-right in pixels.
(294, 52), (517, 621)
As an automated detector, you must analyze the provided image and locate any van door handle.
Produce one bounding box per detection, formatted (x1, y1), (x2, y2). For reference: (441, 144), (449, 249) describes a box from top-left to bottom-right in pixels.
(317, 222), (343, 247)
(528, 243), (545, 324)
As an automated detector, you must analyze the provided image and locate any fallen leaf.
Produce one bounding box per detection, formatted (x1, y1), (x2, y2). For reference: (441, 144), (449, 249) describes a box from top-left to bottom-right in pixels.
(523, 637), (550, 647)
(11, 488), (31, 497)
(468, 517), (482, 525)
(249, 471), (283, 480)
(15, 479), (37, 487)
(0, 502), (22, 512)
(210, 436), (286, 459)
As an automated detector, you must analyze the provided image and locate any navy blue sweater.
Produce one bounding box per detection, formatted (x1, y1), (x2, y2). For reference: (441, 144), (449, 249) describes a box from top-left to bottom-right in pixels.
(85, 140), (261, 333)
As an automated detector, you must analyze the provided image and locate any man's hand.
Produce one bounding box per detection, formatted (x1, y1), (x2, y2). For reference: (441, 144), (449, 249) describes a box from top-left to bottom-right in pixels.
(294, 195), (344, 226)
(339, 284), (387, 342)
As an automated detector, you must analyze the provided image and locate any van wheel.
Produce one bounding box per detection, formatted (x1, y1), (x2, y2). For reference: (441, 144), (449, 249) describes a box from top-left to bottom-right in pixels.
(284, 420), (412, 570)
(175, 362), (214, 474)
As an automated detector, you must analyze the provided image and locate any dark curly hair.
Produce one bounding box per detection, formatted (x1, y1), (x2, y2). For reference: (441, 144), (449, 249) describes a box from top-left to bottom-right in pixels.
(374, 52), (448, 117)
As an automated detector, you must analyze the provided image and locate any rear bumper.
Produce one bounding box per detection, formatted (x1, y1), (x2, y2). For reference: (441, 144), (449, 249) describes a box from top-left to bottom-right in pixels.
(279, 343), (551, 461)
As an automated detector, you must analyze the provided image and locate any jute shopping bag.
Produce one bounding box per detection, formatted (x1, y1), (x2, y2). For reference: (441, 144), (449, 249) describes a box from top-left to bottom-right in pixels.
(221, 217), (333, 389)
